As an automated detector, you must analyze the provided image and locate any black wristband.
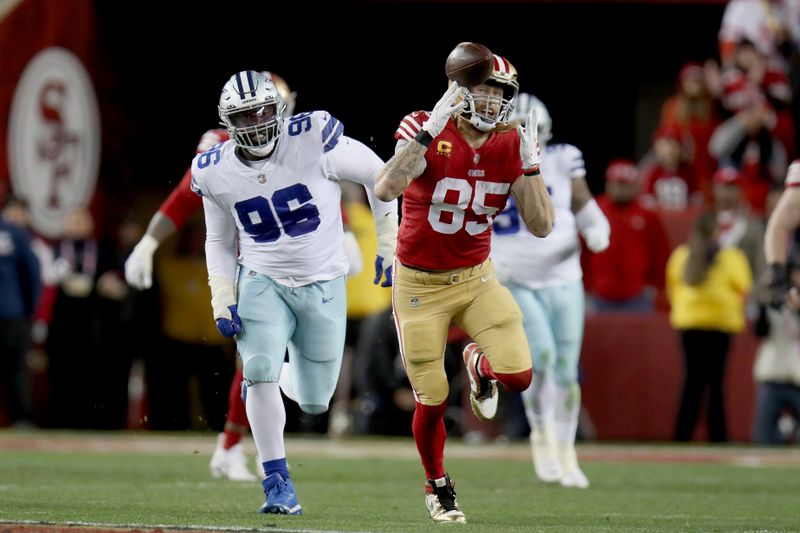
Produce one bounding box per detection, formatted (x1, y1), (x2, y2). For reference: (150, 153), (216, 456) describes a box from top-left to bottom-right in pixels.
(414, 130), (434, 147)
(769, 262), (789, 285)
(768, 262), (790, 309)
(523, 166), (540, 176)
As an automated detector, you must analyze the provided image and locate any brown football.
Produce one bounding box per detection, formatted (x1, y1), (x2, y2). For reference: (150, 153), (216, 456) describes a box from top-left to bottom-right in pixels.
(445, 42), (493, 87)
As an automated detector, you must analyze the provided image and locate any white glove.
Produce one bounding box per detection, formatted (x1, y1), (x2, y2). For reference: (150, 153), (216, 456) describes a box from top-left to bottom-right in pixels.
(421, 83), (466, 138)
(517, 107), (542, 172)
(124, 234), (159, 290)
(583, 226), (610, 253)
(575, 199), (611, 253)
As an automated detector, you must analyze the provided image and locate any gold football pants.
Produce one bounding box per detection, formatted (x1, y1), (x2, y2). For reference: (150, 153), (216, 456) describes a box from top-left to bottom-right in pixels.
(392, 260), (531, 405)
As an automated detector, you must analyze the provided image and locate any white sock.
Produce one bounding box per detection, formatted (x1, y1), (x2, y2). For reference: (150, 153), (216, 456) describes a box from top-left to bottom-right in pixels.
(521, 371), (557, 430)
(245, 382), (286, 462)
(553, 383), (581, 447)
(278, 361), (297, 403)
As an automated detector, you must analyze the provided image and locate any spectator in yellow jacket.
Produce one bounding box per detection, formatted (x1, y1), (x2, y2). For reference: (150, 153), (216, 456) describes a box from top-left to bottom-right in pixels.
(667, 212), (752, 442)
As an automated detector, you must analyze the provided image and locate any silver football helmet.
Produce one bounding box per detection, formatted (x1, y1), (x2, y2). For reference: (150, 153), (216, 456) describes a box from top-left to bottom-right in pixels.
(218, 70), (285, 157)
(461, 54), (519, 132)
(513, 92), (552, 145)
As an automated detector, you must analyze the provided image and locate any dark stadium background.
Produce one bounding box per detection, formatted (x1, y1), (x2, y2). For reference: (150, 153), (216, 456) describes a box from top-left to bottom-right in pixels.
(3, 0), (752, 439)
(93, 1), (725, 199)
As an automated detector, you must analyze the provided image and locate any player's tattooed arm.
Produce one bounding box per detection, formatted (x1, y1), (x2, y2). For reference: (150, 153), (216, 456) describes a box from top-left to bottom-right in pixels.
(511, 172), (554, 237)
(375, 141), (427, 201)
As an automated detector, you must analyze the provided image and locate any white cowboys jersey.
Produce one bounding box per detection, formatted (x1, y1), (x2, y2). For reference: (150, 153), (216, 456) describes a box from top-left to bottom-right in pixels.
(192, 110), (383, 287)
(491, 143), (586, 289)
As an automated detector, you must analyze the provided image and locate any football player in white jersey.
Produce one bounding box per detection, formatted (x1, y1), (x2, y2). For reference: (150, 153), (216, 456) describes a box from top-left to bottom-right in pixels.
(491, 94), (610, 489)
(192, 70), (397, 515)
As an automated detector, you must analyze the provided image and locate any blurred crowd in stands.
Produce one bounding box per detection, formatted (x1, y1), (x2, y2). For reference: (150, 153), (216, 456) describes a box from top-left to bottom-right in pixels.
(2, 0), (800, 446)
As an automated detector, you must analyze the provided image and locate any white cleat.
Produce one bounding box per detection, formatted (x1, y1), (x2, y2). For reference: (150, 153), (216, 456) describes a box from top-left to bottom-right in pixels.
(560, 467), (590, 489)
(425, 475), (467, 524)
(558, 444), (589, 489)
(530, 426), (563, 483)
(462, 343), (498, 421)
(209, 433), (258, 482)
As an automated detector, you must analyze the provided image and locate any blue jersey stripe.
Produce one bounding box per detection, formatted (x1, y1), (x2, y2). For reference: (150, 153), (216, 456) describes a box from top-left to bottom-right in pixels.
(323, 122), (345, 153)
(321, 117), (340, 142)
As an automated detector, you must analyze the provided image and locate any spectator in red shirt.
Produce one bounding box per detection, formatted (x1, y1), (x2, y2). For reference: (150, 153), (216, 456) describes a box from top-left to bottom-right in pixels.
(708, 92), (788, 215)
(660, 61), (723, 199)
(584, 159), (671, 312)
(641, 125), (702, 211)
(721, 38), (795, 159)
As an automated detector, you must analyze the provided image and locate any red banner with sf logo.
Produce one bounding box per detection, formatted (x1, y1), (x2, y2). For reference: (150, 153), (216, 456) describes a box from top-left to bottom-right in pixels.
(0, 0), (101, 239)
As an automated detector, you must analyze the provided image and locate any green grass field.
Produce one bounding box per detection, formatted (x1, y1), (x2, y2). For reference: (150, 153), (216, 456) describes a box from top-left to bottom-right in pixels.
(1, 431), (799, 532)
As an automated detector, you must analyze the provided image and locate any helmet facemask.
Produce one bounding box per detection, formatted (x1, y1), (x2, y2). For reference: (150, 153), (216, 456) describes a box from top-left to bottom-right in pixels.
(219, 71), (286, 157)
(460, 55), (519, 132)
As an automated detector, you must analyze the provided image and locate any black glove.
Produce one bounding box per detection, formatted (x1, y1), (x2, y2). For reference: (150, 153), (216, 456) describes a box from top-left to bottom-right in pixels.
(767, 262), (790, 309)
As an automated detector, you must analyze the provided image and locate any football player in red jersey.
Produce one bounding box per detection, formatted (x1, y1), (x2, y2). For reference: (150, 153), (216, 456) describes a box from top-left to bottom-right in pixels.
(124, 73), (359, 481)
(765, 160), (800, 308)
(375, 52), (554, 523)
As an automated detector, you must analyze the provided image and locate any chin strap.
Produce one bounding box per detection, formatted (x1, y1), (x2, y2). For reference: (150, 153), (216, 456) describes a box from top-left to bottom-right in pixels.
(246, 139), (277, 158)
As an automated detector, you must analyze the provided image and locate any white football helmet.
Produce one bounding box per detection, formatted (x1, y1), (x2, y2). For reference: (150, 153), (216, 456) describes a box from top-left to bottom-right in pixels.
(263, 71), (297, 116)
(461, 54), (519, 132)
(513, 93), (552, 145)
(218, 70), (285, 157)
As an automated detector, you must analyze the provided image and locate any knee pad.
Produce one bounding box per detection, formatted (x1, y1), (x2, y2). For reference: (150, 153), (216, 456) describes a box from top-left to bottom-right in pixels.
(402, 321), (447, 363)
(407, 361), (450, 405)
(243, 354), (278, 384)
(496, 368), (532, 393)
(300, 403), (328, 415)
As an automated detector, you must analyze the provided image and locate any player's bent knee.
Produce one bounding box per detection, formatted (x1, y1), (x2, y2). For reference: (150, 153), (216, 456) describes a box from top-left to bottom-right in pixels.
(407, 364), (449, 405)
(242, 355), (278, 384)
(496, 368), (532, 392)
(415, 383), (449, 406)
(300, 403), (328, 415)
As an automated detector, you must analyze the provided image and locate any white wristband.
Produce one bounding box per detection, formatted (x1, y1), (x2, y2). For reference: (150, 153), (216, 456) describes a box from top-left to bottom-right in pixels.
(136, 234), (159, 257)
(375, 212), (398, 261)
(209, 274), (236, 320)
(575, 198), (610, 252)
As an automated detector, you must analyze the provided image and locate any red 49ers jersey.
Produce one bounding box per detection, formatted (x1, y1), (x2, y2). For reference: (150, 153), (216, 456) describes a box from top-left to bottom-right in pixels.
(159, 129), (229, 227)
(394, 113), (523, 270)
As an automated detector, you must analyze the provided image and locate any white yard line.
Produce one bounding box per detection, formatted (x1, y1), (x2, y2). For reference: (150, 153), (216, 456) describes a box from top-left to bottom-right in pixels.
(0, 520), (364, 533)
